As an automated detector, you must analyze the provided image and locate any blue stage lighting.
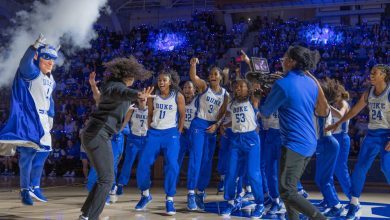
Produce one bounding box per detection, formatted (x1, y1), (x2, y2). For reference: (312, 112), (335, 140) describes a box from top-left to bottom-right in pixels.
(300, 24), (344, 45)
(150, 32), (187, 52)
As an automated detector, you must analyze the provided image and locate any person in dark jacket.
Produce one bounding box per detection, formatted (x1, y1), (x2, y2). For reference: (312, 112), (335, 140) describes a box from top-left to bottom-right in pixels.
(79, 57), (153, 220)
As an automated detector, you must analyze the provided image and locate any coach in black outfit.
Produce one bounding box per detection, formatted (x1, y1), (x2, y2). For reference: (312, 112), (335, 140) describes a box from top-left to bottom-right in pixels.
(79, 57), (153, 220)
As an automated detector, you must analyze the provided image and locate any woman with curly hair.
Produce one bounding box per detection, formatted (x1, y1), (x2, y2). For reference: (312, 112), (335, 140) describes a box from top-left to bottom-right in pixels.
(79, 56), (153, 220)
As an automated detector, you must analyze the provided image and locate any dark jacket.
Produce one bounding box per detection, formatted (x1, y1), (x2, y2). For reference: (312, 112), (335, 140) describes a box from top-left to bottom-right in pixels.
(86, 79), (138, 136)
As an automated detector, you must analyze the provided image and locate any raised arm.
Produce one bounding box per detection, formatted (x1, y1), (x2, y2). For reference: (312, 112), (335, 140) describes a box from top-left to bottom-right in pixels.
(89, 72), (101, 105)
(19, 34), (47, 80)
(189, 58), (207, 93)
(177, 92), (186, 133)
(326, 92), (368, 132)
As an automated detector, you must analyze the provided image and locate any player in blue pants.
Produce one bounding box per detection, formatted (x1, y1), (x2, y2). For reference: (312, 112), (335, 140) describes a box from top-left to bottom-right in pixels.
(0, 34), (58, 205)
(135, 70), (185, 215)
(116, 97), (148, 195)
(178, 81), (197, 183)
(330, 82), (352, 200)
(220, 79), (265, 219)
(327, 64), (390, 220)
(187, 58), (229, 210)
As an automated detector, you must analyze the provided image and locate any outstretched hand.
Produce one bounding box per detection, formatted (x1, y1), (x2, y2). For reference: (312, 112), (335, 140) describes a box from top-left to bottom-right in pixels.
(33, 33), (46, 49)
(138, 86), (155, 99)
(240, 50), (250, 63)
(325, 123), (340, 133)
(206, 124), (218, 134)
(89, 72), (99, 87)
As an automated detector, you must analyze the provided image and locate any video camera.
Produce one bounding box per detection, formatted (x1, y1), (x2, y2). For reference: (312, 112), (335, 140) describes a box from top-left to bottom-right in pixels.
(245, 57), (283, 90)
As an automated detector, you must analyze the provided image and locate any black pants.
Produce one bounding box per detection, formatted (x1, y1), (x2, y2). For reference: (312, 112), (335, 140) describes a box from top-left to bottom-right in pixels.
(80, 128), (114, 220)
(279, 147), (326, 220)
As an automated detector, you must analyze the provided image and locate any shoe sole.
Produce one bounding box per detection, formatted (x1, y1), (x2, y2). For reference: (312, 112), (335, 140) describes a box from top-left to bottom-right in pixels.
(251, 215), (263, 219)
(29, 192), (47, 202)
(221, 213), (231, 217)
(135, 200), (152, 211)
(166, 211), (176, 215)
(187, 206), (198, 211)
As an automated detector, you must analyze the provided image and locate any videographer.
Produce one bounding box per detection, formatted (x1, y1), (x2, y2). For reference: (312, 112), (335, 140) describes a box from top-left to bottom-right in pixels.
(258, 45), (326, 220)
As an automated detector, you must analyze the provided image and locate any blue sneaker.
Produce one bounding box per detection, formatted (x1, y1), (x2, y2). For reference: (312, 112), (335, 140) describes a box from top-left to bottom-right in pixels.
(105, 196), (111, 205)
(135, 195), (152, 210)
(264, 196), (272, 206)
(196, 192), (206, 210)
(21, 189), (33, 205)
(116, 184), (123, 196)
(166, 200), (176, 215)
(268, 201), (282, 215)
(346, 204), (360, 220)
(187, 193), (197, 210)
(324, 206), (344, 218)
(29, 187), (48, 202)
(316, 200), (328, 210)
(221, 203), (239, 217)
(217, 179), (224, 193)
(251, 204), (265, 219)
(242, 192), (254, 201)
(298, 190), (309, 198)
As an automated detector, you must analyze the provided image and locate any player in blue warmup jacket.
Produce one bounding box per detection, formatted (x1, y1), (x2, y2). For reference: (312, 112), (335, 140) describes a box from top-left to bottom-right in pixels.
(135, 70), (185, 215)
(186, 58), (229, 210)
(178, 81), (197, 180)
(220, 79), (265, 219)
(327, 64), (390, 220)
(116, 97), (148, 196)
(0, 34), (59, 205)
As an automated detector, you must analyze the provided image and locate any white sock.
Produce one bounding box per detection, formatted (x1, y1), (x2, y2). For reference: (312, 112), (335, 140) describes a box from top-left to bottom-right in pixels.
(351, 197), (359, 205)
(228, 200), (234, 205)
(273, 197), (280, 203)
(246, 185), (252, 193)
(166, 196), (174, 201)
(188, 190), (195, 194)
(335, 203), (342, 208)
(198, 191), (204, 194)
(142, 190), (150, 197)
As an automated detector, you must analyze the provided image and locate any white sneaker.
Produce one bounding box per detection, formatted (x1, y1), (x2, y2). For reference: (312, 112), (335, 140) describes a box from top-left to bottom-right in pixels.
(69, 171), (75, 177)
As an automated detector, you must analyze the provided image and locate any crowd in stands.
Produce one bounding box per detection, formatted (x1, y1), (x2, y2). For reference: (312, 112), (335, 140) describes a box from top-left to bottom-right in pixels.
(0, 11), (389, 178)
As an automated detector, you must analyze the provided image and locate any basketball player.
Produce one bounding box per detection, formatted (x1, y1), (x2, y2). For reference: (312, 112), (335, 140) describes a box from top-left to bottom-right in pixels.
(327, 64), (390, 220)
(177, 81), (197, 178)
(116, 96), (148, 196)
(187, 58), (229, 210)
(310, 77), (343, 217)
(220, 79), (264, 218)
(330, 81), (352, 200)
(135, 70), (185, 215)
(0, 34), (58, 205)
